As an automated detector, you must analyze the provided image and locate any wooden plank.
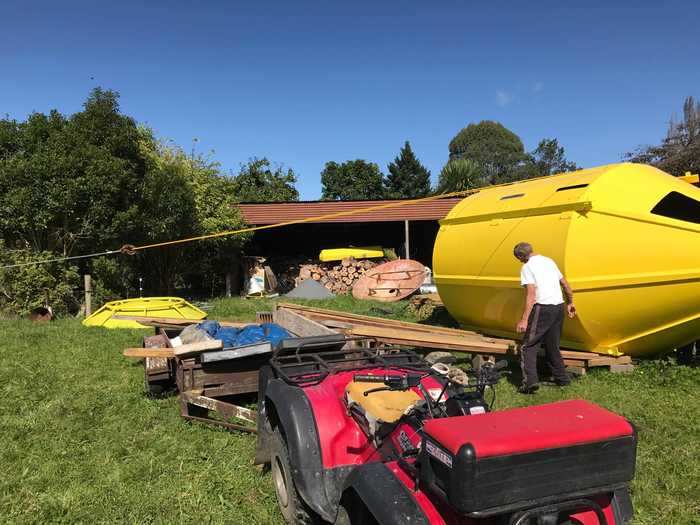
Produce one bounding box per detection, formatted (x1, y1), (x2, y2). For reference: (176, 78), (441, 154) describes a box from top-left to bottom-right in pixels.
(586, 355), (632, 367)
(346, 325), (513, 353)
(124, 348), (175, 358)
(180, 391), (257, 423)
(275, 308), (338, 337)
(277, 303), (605, 360)
(278, 305), (515, 346)
(277, 303), (482, 337)
(298, 308), (480, 336)
(172, 339), (224, 357)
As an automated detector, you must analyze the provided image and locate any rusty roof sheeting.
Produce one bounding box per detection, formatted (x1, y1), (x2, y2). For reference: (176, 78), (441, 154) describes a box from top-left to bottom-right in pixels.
(236, 198), (463, 225)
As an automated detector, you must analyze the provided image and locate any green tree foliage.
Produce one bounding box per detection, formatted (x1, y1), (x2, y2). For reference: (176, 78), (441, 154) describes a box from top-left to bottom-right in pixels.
(384, 141), (431, 198)
(0, 88), (289, 311)
(0, 241), (80, 316)
(0, 89), (144, 256)
(528, 138), (578, 176)
(436, 159), (483, 193)
(233, 158), (299, 202)
(321, 160), (385, 200)
(448, 121), (528, 184)
(627, 96), (700, 176)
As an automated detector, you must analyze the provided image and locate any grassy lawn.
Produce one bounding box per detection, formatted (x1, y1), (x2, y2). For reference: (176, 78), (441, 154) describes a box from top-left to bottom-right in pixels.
(1, 297), (698, 524)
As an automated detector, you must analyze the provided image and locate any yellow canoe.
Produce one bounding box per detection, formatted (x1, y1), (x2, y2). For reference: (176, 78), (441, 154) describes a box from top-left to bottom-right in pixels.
(82, 297), (207, 329)
(319, 246), (384, 262)
(433, 163), (700, 356)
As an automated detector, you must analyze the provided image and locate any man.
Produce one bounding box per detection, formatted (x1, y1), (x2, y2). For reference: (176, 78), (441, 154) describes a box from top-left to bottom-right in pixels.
(513, 242), (576, 394)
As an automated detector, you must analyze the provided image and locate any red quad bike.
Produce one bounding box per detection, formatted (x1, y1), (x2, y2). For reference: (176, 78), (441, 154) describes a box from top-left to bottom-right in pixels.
(255, 336), (637, 525)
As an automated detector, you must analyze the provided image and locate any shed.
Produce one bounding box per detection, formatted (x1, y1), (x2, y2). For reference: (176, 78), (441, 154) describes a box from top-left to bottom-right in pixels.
(236, 197), (462, 265)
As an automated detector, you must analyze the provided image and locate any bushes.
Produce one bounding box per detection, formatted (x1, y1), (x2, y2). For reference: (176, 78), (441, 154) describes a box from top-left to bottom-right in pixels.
(0, 242), (80, 316)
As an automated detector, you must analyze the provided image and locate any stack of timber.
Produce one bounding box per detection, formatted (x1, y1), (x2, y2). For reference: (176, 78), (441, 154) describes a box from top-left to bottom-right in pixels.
(276, 303), (634, 374)
(271, 256), (383, 295)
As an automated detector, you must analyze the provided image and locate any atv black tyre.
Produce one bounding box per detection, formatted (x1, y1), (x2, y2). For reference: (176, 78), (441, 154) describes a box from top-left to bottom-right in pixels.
(335, 498), (378, 525)
(271, 427), (319, 524)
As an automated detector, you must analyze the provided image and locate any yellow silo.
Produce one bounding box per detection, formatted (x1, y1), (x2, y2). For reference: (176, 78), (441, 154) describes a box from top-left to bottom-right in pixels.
(433, 163), (700, 356)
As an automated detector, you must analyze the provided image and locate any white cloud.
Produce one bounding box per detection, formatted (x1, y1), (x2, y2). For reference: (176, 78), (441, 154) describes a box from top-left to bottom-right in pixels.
(533, 81), (545, 93)
(496, 90), (513, 107)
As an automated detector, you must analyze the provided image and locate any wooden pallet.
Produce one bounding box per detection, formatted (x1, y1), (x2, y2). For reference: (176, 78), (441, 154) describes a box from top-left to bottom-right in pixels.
(276, 303), (634, 373)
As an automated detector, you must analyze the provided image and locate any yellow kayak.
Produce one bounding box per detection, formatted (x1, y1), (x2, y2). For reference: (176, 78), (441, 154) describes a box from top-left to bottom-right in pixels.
(319, 246), (384, 262)
(82, 297), (207, 329)
(433, 163), (700, 356)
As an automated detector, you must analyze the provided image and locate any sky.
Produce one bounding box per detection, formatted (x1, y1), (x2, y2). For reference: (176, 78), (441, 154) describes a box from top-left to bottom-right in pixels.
(1, 1), (699, 200)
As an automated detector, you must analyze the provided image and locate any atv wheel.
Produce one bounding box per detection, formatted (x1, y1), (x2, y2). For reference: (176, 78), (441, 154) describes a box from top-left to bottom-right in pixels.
(271, 427), (318, 524)
(335, 499), (378, 525)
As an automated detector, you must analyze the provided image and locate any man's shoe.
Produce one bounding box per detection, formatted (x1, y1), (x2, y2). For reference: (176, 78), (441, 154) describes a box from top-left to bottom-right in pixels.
(518, 384), (539, 394)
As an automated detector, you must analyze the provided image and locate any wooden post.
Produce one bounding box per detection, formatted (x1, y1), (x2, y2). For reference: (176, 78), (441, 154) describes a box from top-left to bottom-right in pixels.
(84, 274), (92, 316)
(404, 220), (410, 260)
(225, 273), (232, 298)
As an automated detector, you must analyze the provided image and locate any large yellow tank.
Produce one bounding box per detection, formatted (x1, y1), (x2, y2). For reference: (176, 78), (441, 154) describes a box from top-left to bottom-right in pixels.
(433, 163), (700, 356)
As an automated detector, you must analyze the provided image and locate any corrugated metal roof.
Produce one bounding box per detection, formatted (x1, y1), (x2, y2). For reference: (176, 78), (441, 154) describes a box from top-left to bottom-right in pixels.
(236, 198), (464, 224)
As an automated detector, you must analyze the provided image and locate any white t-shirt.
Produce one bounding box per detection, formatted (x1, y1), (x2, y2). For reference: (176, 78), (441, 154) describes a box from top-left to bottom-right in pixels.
(520, 255), (564, 305)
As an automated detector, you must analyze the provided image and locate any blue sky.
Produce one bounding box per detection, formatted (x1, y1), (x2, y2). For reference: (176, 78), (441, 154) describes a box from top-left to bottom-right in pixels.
(1, 1), (698, 199)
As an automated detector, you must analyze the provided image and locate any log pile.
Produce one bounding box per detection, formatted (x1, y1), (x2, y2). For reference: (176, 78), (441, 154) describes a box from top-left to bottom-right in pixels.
(270, 257), (384, 295)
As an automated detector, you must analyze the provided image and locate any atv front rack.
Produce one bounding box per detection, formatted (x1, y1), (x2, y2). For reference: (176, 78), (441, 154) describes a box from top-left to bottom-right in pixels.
(270, 338), (428, 387)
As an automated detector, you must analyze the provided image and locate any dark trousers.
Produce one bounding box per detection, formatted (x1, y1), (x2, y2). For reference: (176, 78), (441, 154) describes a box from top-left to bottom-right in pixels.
(521, 303), (569, 387)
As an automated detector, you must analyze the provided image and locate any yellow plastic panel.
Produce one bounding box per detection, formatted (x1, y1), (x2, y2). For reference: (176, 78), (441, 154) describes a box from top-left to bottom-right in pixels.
(319, 246), (384, 262)
(434, 163), (700, 356)
(82, 297), (207, 329)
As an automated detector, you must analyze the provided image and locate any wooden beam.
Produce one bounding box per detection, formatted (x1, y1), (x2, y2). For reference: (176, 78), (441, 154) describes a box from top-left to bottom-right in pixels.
(278, 303), (483, 337)
(180, 391), (257, 423)
(346, 325), (512, 353)
(274, 307), (338, 337)
(172, 339), (223, 357)
(124, 348), (175, 358)
(404, 219), (410, 259)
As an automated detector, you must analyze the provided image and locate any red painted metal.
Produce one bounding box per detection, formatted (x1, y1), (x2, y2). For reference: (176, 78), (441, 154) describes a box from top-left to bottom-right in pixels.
(423, 399), (634, 458)
(304, 367), (444, 468)
(236, 198), (462, 225)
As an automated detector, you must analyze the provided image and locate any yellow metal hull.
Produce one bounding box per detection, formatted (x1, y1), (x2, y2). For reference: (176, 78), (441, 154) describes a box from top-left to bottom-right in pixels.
(319, 246), (384, 262)
(433, 163), (700, 356)
(82, 297), (207, 329)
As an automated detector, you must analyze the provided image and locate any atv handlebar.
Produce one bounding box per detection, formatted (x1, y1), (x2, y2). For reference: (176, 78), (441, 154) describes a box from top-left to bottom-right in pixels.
(353, 373), (423, 390)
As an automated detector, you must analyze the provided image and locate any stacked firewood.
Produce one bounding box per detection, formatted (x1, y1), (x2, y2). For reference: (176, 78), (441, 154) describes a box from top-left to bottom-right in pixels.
(270, 257), (383, 295)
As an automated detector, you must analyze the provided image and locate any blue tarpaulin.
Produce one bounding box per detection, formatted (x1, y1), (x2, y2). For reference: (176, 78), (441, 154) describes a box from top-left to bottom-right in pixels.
(197, 320), (290, 348)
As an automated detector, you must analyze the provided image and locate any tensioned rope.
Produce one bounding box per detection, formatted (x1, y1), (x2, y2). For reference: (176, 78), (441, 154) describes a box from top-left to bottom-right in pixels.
(1, 172), (555, 271)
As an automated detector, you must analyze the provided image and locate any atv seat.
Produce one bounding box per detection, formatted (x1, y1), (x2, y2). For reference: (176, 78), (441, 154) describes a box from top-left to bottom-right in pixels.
(345, 381), (421, 436)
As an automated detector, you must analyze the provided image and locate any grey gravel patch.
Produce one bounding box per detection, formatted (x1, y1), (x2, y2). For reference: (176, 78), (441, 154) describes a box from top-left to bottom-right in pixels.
(285, 279), (335, 299)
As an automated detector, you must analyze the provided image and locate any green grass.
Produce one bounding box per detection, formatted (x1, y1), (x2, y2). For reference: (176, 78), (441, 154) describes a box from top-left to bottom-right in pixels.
(1, 297), (698, 524)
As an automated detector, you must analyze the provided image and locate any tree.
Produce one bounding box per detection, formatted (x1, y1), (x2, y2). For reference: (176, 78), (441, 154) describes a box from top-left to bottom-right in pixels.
(448, 121), (528, 184)
(528, 138), (578, 176)
(321, 160), (385, 200)
(0, 88), (257, 307)
(233, 158), (299, 202)
(384, 141), (431, 198)
(627, 96), (700, 176)
(0, 88), (145, 257)
(436, 159), (483, 193)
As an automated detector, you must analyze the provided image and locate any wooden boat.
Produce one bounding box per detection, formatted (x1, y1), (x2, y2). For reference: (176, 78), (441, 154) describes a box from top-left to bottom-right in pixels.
(433, 163), (700, 356)
(352, 259), (426, 302)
